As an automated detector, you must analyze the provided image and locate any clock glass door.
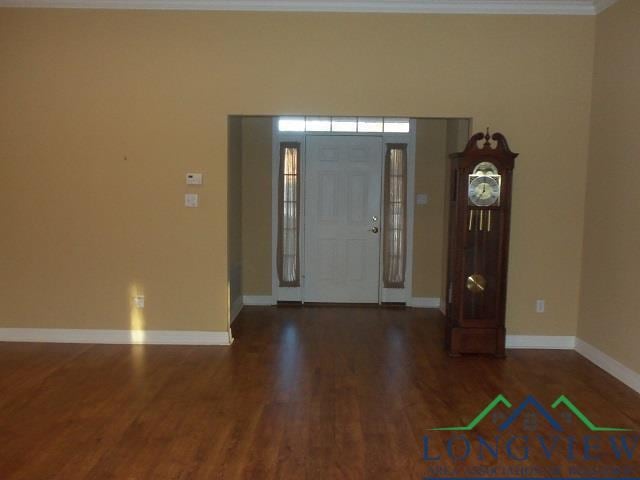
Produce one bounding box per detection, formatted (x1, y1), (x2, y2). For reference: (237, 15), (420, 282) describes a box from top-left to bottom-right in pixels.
(463, 208), (501, 324)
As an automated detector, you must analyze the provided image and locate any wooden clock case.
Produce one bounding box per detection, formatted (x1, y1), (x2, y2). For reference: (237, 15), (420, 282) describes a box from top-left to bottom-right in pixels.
(445, 131), (517, 357)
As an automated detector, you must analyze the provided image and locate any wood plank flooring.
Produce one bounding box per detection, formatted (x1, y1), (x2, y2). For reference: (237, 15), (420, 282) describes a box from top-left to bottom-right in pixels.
(1, 306), (639, 479)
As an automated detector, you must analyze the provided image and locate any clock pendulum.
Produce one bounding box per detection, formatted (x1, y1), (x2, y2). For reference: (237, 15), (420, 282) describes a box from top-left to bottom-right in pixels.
(445, 129), (517, 356)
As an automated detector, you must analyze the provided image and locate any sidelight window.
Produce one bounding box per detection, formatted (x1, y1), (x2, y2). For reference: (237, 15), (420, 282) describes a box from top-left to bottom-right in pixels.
(277, 143), (301, 287)
(383, 144), (407, 288)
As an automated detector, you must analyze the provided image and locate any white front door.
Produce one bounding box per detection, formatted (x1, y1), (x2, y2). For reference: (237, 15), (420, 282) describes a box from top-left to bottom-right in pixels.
(304, 136), (382, 303)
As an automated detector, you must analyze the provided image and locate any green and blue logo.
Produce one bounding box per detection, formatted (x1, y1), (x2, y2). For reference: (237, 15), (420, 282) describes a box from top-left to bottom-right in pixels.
(430, 394), (632, 432)
(423, 394), (639, 479)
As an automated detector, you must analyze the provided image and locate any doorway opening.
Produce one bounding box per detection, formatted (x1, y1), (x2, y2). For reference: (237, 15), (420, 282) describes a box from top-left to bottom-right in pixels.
(227, 116), (470, 325)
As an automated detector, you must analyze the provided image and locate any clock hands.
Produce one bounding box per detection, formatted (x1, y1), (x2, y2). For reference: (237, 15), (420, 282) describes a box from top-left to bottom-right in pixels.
(469, 173), (500, 207)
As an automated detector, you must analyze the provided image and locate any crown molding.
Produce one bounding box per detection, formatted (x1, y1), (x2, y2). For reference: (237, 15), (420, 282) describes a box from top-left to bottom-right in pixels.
(593, 0), (619, 14)
(0, 0), (620, 16)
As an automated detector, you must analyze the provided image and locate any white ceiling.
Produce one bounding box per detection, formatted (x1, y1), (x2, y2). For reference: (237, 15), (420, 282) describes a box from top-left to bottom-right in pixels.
(0, 0), (620, 15)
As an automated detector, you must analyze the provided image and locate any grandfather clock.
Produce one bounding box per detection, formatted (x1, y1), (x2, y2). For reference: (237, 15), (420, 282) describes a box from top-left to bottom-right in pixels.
(445, 130), (517, 356)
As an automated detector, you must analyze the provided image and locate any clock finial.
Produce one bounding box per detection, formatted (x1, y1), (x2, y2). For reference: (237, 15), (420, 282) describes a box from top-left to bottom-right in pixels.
(484, 127), (491, 146)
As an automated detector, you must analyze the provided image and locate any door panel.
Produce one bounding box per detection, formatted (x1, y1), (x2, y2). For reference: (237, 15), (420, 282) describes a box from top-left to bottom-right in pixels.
(304, 136), (382, 303)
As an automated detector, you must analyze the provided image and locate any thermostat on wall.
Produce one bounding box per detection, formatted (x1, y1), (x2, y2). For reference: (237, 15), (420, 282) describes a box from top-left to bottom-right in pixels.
(186, 173), (203, 185)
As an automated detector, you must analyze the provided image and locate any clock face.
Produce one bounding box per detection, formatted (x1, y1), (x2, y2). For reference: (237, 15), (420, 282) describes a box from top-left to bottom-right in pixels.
(468, 175), (500, 207)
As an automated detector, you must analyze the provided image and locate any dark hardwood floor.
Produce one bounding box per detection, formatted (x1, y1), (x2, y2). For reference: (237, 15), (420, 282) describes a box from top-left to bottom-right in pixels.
(1, 306), (639, 479)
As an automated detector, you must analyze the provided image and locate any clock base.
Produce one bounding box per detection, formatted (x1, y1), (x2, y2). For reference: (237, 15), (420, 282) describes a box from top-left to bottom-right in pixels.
(447, 326), (506, 357)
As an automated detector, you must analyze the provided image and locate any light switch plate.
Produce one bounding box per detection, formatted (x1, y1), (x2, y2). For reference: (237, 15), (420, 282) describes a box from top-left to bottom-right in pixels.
(185, 193), (199, 208)
(186, 173), (203, 185)
(416, 193), (429, 205)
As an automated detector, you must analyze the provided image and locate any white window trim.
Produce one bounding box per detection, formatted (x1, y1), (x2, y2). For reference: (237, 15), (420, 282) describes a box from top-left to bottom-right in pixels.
(272, 117), (416, 304)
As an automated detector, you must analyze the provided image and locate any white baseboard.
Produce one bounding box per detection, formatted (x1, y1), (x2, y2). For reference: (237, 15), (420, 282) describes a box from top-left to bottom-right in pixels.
(246, 295), (439, 308)
(575, 338), (640, 394)
(230, 296), (243, 324)
(506, 335), (576, 350)
(408, 297), (441, 308)
(0, 328), (232, 345)
(242, 295), (275, 306)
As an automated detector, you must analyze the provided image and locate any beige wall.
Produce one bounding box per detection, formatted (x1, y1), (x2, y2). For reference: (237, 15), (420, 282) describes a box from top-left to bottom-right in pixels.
(412, 119), (448, 299)
(578, 0), (640, 371)
(228, 117), (243, 309)
(0, 9), (595, 334)
(241, 117), (272, 296)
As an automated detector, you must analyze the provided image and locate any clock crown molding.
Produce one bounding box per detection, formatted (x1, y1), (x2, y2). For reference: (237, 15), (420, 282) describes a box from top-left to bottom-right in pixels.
(460, 130), (518, 162)
(0, 0), (620, 15)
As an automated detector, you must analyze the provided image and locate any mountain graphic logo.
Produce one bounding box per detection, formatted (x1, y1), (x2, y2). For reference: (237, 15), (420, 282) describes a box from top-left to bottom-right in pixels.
(430, 394), (632, 432)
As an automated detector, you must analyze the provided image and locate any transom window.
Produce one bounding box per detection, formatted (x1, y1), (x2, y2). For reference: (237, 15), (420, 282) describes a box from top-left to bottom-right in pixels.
(278, 116), (410, 134)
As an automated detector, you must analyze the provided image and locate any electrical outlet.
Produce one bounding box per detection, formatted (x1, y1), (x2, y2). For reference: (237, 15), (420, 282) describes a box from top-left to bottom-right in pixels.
(133, 296), (145, 309)
(535, 299), (545, 313)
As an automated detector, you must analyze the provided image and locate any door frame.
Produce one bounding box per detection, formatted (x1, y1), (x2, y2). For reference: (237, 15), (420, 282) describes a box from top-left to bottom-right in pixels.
(271, 118), (416, 304)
